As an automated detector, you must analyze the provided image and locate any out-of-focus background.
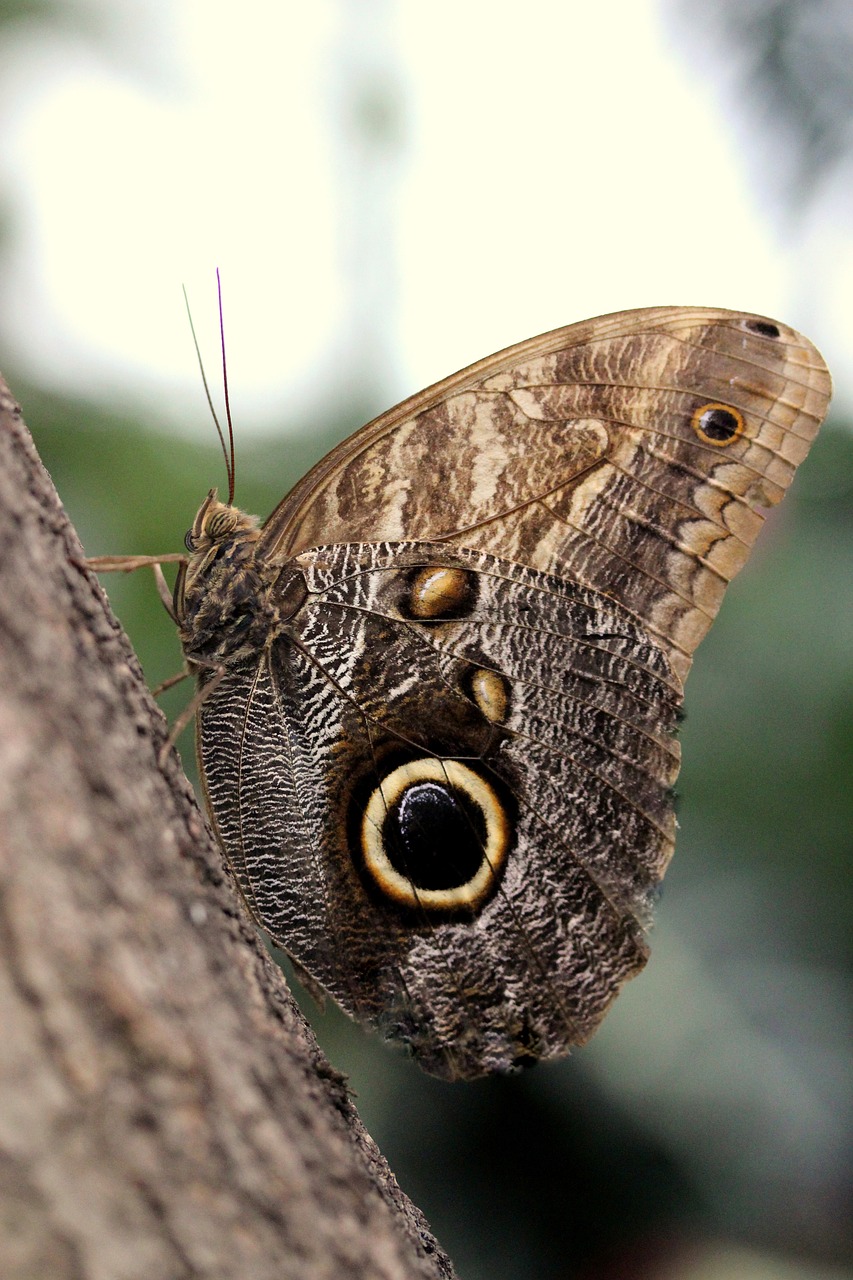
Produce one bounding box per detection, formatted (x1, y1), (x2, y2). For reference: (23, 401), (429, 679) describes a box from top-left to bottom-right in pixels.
(1, 2), (850, 1277)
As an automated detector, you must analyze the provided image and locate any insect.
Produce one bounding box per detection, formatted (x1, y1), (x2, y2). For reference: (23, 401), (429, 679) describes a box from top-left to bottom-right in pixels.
(92, 305), (831, 1080)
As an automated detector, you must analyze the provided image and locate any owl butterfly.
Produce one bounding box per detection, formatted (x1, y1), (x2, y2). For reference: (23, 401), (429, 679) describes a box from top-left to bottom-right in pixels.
(93, 306), (830, 1080)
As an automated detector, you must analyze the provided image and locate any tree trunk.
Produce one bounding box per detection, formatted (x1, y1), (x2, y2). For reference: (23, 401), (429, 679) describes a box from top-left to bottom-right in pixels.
(0, 377), (456, 1280)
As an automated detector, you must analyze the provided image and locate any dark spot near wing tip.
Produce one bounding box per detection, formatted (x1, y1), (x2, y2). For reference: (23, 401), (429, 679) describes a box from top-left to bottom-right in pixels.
(745, 318), (781, 339)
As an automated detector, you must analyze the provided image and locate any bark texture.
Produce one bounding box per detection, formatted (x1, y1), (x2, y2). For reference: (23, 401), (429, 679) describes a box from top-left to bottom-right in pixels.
(0, 378), (456, 1280)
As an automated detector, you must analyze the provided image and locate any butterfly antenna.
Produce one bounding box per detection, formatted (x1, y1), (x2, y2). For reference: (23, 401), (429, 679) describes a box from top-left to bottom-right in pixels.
(216, 267), (236, 505)
(182, 279), (235, 504)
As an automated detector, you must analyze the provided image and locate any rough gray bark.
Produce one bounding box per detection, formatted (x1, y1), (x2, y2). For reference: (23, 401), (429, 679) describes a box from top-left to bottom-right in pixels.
(0, 377), (456, 1280)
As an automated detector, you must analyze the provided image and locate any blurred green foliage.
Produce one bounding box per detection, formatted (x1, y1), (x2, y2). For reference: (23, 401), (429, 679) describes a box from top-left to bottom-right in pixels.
(683, 422), (853, 905)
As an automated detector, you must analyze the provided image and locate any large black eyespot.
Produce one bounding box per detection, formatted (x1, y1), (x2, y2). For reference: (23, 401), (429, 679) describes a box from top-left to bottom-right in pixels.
(691, 402), (745, 447)
(357, 758), (511, 914)
(388, 780), (486, 888)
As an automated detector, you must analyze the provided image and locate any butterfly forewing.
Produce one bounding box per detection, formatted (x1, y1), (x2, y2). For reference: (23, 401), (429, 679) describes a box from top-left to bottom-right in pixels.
(259, 308), (830, 682)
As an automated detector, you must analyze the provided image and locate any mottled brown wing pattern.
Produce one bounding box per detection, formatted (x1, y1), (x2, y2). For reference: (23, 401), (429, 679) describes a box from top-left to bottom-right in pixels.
(196, 543), (682, 1079)
(171, 306), (831, 1080)
(260, 309), (830, 682)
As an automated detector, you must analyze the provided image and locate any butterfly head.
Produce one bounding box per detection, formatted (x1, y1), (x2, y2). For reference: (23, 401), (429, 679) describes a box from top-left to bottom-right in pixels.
(173, 489), (276, 668)
(183, 488), (260, 555)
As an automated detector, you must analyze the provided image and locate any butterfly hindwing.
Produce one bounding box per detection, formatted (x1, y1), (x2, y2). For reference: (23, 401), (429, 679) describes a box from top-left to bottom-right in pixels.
(197, 542), (681, 1078)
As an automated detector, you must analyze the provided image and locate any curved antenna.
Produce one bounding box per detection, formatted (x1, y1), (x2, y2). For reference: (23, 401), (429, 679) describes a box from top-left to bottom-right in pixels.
(182, 272), (236, 504)
(215, 268), (236, 505)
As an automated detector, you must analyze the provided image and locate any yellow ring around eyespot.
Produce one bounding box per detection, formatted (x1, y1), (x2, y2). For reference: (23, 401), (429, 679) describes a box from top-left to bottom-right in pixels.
(361, 758), (510, 911)
(691, 402), (746, 448)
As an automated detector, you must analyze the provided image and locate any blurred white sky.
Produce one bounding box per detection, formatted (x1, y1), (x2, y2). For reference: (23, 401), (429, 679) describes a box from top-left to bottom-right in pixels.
(0, 0), (849, 434)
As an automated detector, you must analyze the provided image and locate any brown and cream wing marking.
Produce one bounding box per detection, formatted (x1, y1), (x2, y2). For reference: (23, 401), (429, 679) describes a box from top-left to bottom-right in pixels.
(259, 308), (831, 681)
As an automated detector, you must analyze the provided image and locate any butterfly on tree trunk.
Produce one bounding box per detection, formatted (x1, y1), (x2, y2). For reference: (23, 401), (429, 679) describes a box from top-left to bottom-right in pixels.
(91, 306), (831, 1080)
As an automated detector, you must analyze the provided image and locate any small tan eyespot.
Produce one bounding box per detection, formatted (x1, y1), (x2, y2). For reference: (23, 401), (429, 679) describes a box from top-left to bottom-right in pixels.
(467, 668), (510, 725)
(406, 566), (476, 620)
(691, 402), (745, 448)
(360, 758), (511, 913)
